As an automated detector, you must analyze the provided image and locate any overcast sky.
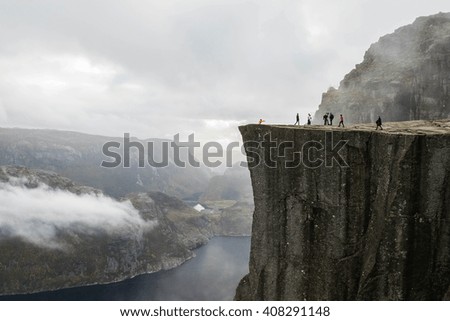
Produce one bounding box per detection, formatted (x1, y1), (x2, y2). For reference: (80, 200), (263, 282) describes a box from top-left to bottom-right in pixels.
(0, 0), (449, 144)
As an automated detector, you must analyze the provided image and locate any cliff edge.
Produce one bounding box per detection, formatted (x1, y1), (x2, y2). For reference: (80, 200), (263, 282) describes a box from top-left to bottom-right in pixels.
(236, 120), (449, 300)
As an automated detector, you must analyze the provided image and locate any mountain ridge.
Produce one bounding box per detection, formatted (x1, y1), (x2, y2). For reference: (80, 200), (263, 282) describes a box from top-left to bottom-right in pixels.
(0, 127), (211, 199)
(315, 12), (450, 124)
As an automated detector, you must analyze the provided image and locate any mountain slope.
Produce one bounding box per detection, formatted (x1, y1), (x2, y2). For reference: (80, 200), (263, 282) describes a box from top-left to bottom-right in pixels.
(0, 166), (214, 295)
(316, 12), (450, 123)
(0, 128), (211, 199)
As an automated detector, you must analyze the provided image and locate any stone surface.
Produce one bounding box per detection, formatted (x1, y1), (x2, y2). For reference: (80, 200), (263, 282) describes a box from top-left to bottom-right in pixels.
(316, 12), (450, 124)
(235, 120), (450, 300)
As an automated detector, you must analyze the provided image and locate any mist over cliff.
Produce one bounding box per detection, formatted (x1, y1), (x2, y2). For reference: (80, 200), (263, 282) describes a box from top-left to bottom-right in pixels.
(316, 12), (450, 123)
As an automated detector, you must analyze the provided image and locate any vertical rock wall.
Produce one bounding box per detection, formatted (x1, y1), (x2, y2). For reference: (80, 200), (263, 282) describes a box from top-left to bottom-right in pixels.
(236, 121), (449, 300)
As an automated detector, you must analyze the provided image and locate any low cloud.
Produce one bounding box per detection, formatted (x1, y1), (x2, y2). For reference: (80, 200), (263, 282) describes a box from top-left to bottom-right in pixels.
(0, 178), (155, 249)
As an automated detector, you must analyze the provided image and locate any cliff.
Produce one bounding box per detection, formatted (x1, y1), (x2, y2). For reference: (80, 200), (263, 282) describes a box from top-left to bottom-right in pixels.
(236, 120), (450, 300)
(316, 12), (450, 124)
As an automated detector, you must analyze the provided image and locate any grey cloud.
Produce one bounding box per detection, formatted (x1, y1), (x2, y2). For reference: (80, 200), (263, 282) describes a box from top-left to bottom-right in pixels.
(0, 178), (155, 249)
(0, 0), (449, 141)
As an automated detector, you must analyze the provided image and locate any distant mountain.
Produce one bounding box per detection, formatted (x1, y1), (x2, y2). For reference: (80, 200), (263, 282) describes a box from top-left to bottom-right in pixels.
(0, 166), (220, 295)
(198, 165), (254, 236)
(0, 128), (211, 199)
(316, 12), (450, 123)
(0, 128), (254, 295)
(200, 165), (253, 203)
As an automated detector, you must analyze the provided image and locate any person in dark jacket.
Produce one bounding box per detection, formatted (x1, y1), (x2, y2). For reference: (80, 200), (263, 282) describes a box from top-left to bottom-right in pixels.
(294, 113), (300, 125)
(329, 112), (334, 125)
(376, 116), (383, 130)
(323, 113), (329, 125)
(307, 113), (312, 125)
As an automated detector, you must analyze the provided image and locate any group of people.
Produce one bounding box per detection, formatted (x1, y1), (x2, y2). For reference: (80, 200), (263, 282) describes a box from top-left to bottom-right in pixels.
(260, 113), (384, 130)
(322, 112), (344, 127)
(294, 113), (313, 126)
(292, 112), (345, 127)
(319, 113), (383, 130)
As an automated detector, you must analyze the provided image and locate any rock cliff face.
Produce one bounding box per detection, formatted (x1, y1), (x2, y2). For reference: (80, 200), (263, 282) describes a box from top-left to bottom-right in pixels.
(236, 120), (450, 300)
(316, 12), (450, 124)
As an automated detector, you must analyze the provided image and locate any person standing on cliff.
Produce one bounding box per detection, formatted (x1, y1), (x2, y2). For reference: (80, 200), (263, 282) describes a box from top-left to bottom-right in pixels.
(329, 112), (334, 125)
(376, 116), (383, 130)
(323, 113), (329, 125)
(338, 114), (345, 127)
(307, 113), (312, 125)
(294, 113), (300, 126)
